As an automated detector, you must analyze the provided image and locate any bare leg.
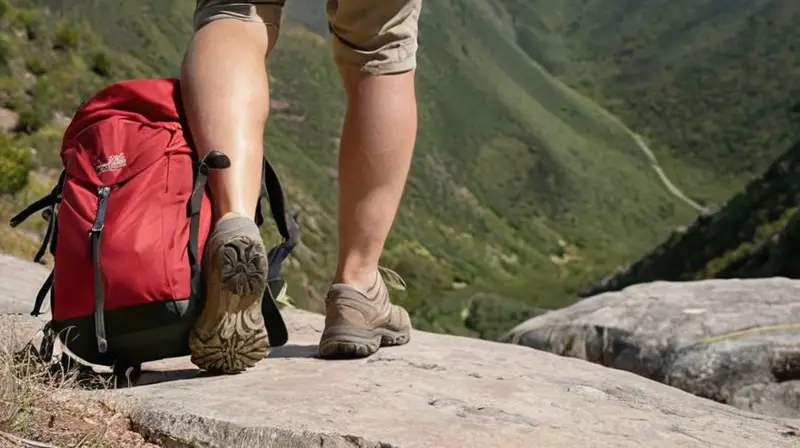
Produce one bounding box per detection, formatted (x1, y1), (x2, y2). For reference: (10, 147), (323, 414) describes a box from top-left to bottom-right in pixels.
(180, 17), (276, 220)
(319, 0), (421, 358)
(334, 67), (418, 290)
(181, 4), (282, 374)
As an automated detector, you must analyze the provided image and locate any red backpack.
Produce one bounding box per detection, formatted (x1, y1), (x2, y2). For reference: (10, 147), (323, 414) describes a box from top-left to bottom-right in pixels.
(10, 78), (299, 377)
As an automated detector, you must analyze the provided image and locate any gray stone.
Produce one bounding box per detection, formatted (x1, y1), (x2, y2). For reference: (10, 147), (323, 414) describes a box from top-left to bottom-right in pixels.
(2, 253), (800, 447)
(503, 278), (800, 419)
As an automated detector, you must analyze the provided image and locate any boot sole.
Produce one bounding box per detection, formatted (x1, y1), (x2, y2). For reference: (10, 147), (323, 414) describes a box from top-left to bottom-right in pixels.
(189, 219), (269, 374)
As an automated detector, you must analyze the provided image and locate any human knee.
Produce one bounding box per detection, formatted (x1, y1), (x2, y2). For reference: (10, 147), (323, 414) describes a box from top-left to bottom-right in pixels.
(327, 0), (421, 75)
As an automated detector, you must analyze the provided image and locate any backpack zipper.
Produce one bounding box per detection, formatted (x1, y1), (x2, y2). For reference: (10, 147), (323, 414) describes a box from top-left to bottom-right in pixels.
(91, 185), (111, 354)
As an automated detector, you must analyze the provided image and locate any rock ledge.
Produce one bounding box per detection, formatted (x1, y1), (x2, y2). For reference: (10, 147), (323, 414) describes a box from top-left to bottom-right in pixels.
(1, 254), (798, 448)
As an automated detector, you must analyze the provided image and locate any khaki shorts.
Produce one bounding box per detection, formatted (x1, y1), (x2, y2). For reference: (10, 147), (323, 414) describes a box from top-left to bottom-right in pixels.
(194, 0), (421, 75)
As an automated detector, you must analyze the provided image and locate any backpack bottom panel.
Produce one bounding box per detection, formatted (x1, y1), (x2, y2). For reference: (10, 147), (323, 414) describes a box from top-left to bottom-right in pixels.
(51, 297), (198, 367)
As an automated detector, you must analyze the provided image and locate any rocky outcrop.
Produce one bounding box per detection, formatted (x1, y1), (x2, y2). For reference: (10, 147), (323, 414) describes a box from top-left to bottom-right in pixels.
(2, 254), (800, 447)
(504, 278), (800, 419)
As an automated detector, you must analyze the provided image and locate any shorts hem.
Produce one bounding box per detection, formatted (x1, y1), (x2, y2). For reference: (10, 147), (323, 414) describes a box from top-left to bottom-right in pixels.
(332, 38), (418, 75)
(193, 2), (284, 31)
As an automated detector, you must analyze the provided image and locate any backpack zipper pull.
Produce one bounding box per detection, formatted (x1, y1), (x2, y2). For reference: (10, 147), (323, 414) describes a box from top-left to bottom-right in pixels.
(91, 186), (111, 234)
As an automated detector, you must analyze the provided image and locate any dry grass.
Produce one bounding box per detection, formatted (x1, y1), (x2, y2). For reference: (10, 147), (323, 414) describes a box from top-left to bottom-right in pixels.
(0, 329), (159, 448)
(0, 224), (42, 263)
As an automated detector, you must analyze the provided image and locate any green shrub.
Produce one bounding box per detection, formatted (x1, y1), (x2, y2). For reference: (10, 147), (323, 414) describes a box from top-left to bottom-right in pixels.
(53, 21), (80, 51)
(25, 53), (47, 76)
(0, 34), (16, 67)
(0, 134), (31, 194)
(463, 293), (547, 340)
(90, 49), (112, 76)
(9, 9), (38, 41)
(15, 106), (48, 134)
(18, 125), (64, 169)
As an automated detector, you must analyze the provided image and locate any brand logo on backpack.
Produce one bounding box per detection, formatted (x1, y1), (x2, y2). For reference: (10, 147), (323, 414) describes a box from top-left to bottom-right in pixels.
(94, 153), (127, 174)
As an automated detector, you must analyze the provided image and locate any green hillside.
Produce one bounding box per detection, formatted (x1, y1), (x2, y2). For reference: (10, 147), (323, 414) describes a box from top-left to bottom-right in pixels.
(581, 138), (800, 297)
(3, 0), (793, 339)
(516, 0), (800, 205)
(508, 0), (800, 301)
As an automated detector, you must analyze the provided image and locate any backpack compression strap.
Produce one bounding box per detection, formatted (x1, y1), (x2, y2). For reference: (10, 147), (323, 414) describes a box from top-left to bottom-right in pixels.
(9, 170), (66, 317)
(256, 157), (300, 279)
(255, 157), (299, 348)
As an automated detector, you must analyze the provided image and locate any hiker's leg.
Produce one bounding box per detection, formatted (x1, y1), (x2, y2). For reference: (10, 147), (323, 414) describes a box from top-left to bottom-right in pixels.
(319, 0), (421, 359)
(181, 2), (281, 220)
(331, 0), (420, 290)
(182, 1), (284, 374)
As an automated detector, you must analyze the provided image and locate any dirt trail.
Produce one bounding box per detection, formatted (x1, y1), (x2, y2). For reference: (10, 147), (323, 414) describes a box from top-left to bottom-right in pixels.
(585, 92), (705, 212)
(630, 133), (705, 212)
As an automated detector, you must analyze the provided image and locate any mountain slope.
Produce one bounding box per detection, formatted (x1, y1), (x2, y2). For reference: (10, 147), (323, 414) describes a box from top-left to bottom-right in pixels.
(514, 0), (800, 205)
(495, 0), (800, 304)
(581, 139), (800, 297)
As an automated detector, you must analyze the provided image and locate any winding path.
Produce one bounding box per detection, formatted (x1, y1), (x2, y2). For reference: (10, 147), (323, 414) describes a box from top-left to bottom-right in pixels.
(630, 133), (705, 212)
(591, 98), (705, 212)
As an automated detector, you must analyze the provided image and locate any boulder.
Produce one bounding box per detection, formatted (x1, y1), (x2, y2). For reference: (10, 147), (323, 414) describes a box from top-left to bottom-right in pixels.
(503, 278), (800, 419)
(1, 254), (799, 447)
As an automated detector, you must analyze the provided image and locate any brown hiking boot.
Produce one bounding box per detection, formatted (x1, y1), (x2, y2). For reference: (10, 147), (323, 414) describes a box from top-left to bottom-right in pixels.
(189, 214), (270, 374)
(318, 268), (412, 359)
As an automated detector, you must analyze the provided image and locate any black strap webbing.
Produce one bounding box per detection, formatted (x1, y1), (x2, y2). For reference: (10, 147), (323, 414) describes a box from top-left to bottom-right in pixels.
(255, 158), (299, 280)
(31, 270), (53, 317)
(34, 206), (56, 264)
(12, 171), (65, 317)
(9, 170), (65, 228)
(187, 150), (232, 287)
(90, 186), (111, 354)
(254, 157), (300, 348)
(91, 230), (107, 353)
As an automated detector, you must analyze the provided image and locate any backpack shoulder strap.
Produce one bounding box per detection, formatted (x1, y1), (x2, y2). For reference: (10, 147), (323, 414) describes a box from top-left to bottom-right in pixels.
(255, 157), (299, 348)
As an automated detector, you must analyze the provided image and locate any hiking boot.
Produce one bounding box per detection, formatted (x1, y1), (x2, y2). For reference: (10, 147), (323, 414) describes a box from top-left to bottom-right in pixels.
(318, 268), (412, 359)
(189, 214), (270, 374)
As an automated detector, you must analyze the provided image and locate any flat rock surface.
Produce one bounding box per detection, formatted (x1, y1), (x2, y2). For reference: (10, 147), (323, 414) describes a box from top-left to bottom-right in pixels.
(2, 254), (800, 447)
(504, 278), (800, 419)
